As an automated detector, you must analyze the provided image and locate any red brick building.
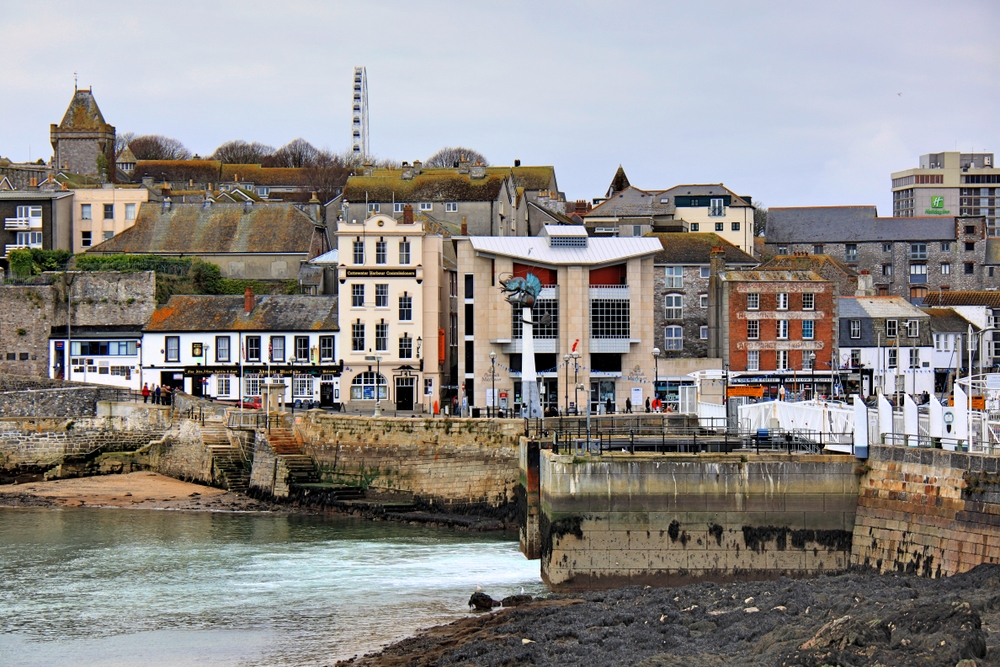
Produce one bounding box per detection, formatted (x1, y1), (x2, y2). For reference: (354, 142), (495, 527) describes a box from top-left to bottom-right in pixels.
(708, 250), (839, 399)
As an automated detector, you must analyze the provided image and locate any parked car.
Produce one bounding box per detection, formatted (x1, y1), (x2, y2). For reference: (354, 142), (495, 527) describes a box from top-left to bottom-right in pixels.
(238, 396), (262, 409)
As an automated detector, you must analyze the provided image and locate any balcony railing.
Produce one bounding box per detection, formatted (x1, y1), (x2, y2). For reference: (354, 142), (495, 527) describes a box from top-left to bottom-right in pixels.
(4, 216), (42, 230)
(589, 285), (630, 299)
(5, 242), (42, 255)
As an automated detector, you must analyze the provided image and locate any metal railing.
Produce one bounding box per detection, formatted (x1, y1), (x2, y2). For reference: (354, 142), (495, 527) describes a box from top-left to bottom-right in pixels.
(226, 411), (278, 430)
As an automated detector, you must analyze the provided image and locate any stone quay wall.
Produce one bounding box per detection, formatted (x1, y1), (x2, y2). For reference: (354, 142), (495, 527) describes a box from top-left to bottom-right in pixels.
(292, 413), (524, 506)
(248, 433), (291, 499)
(535, 449), (860, 592)
(852, 444), (1000, 578)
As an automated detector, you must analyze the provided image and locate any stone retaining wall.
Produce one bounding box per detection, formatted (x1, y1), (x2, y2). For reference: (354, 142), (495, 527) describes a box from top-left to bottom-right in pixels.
(535, 449), (861, 592)
(292, 413), (523, 506)
(248, 434), (291, 498)
(852, 445), (1000, 578)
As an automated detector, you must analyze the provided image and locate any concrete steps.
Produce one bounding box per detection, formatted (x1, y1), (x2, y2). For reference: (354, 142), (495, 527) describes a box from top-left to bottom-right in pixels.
(203, 420), (251, 493)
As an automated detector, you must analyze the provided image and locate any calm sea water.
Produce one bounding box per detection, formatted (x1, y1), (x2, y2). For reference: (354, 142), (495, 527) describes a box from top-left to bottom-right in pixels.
(0, 508), (544, 667)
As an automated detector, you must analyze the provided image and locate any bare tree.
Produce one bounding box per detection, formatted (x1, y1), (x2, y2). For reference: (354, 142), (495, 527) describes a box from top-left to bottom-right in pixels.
(753, 202), (768, 237)
(265, 138), (320, 168)
(211, 140), (275, 164)
(114, 131), (135, 160)
(129, 135), (191, 161)
(425, 146), (489, 168)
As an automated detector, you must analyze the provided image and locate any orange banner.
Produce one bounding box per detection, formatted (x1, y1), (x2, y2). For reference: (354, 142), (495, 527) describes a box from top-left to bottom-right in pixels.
(728, 385), (765, 398)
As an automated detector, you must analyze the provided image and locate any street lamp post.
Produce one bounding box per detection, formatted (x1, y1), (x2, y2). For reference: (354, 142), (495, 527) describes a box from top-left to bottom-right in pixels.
(809, 351), (817, 400)
(563, 353), (570, 416)
(652, 347), (660, 408)
(489, 350), (497, 418)
(571, 351), (581, 415)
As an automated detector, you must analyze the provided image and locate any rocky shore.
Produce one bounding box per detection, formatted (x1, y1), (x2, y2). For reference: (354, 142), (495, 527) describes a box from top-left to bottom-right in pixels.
(337, 564), (1000, 667)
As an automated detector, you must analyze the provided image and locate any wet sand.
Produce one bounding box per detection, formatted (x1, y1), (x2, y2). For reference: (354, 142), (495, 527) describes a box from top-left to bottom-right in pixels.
(0, 472), (276, 511)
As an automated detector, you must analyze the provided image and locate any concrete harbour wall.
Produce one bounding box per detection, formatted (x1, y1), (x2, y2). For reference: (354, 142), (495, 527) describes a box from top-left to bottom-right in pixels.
(535, 450), (860, 591)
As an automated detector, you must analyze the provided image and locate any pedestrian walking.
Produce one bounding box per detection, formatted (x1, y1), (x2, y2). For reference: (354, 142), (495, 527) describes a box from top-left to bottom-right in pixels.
(142, 383), (150, 404)
(605, 397), (613, 415)
(154, 385), (161, 405)
(162, 385), (172, 406)
(625, 397), (632, 413)
(645, 397), (651, 413)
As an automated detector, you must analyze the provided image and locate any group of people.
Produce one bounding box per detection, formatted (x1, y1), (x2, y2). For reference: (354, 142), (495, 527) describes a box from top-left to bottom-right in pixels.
(141, 382), (172, 405)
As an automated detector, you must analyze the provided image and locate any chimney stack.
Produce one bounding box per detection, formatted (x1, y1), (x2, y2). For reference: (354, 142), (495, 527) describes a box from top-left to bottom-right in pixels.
(244, 200), (253, 213)
(162, 197), (171, 212)
(461, 215), (468, 236)
(244, 286), (255, 314)
(514, 159), (521, 167)
(403, 203), (414, 225)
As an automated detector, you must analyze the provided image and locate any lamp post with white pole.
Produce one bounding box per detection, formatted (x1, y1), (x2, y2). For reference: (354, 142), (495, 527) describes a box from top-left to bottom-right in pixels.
(571, 351), (581, 416)
(652, 347), (660, 409)
(809, 351), (817, 400)
(489, 350), (497, 418)
(563, 353), (570, 416)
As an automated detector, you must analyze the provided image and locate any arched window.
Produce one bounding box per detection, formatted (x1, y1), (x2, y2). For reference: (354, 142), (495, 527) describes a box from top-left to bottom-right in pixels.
(664, 325), (683, 351)
(350, 371), (387, 400)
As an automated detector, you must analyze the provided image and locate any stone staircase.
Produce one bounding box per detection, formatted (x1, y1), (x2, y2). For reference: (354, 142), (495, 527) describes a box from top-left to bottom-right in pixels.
(203, 419), (251, 494)
(266, 427), (320, 485)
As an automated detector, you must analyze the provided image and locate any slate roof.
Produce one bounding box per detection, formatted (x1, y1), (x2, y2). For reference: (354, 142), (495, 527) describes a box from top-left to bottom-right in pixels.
(838, 297), (868, 319)
(720, 270), (825, 282)
(649, 233), (756, 265)
(843, 296), (928, 319)
(88, 202), (317, 254)
(923, 291), (1000, 308)
(57, 90), (110, 131)
(607, 165), (630, 197)
(220, 164), (313, 186)
(343, 166), (555, 203)
(766, 206), (955, 243)
(757, 254), (858, 277)
(145, 295), (339, 332)
(586, 183), (751, 219)
(923, 308), (976, 332)
(0, 191), (72, 201)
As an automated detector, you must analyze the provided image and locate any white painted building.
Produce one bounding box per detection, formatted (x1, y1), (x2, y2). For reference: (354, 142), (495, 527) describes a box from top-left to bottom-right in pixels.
(48, 326), (143, 391)
(142, 290), (341, 407)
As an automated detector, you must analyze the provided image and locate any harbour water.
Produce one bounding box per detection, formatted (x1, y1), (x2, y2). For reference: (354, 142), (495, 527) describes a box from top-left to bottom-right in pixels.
(0, 508), (544, 666)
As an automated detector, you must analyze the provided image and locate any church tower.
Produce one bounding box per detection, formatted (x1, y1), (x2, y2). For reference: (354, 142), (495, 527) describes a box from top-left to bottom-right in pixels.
(50, 87), (116, 178)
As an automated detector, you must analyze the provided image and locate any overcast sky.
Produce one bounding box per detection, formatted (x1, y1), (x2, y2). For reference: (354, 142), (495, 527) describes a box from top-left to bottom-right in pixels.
(3, 1), (998, 213)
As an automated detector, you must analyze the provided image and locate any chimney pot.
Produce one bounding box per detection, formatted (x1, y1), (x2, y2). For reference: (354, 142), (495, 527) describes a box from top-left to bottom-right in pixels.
(461, 215), (468, 236)
(403, 203), (414, 225)
(244, 286), (254, 314)
(514, 159), (521, 167)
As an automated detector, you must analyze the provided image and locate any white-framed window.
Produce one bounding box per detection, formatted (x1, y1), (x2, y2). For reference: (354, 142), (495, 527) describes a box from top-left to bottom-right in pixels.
(445, 203), (458, 212)
(942, 263), (951, 274)
(368, 203), (380, 213)
(375, 240), (387, 264)
(777, 320), (789, 339)
(910, 349), (920, 369)
(16, 231), (42, 247)
(907, 320), (920, 338)
(351, 322), (365, 351)
(216, 336), (230, 362)
(217, 374), (232, 397)
(351, 371), (387, 400)
(294, 336), (309, 361)
(664, 325), (683, 350)
(245, 336), (261, 362)
(80, 204), (91, 220)
(256, 187), (270, 198)
(244, 375), (262, 398)
(165, 336), (180, 362)
(399, 239), (411, 264)
(699, 294), (708, 308)
(399, 334), (413, 358)
(319, 335), (335, 361)
(888, 348), (898, 368)
(850, 320), (861, 339)
(419, 202), (432, 211)
(747, 320), (759, 340)
(125, 203), (136, 220)
(394, 203), (405, 213)
(375, 284), (388, 308)
(709, 198), (725, 216)
(803, 353), (814, 371)
(269, 336), (285, 362)
(81, 231), (92, 247)
(776, 350), (789, 370)
(777, 293), (789, 310)
(351, 284), (365, 307)
(802, 320), (814, 340)
(845, 244), (858, 262)
(103, 204), (114, 219)
(700, 267), (710, 278)
(886, 319), (898, 337)
(747, 293), (759, 310)
(375, 322), (388, 352)
(699, 325), (708, 339)
(802, 293), (814, 310)
(747, 350), (759, 371)
(353, 239), (364, 264)
(399, 293), (413, 321)
(664, 266), (683, 288)
(715, 222), (724, 232)
(293, 375), (313, 397)
(690, 223), (700, 232)
(664, 294), (683, 319)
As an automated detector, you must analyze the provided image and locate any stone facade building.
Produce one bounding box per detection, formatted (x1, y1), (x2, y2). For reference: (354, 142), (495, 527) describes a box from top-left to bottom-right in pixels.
(50, 89), (115, 178)
(765, 206), (999, 304)
(651, 233), (756, 360)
